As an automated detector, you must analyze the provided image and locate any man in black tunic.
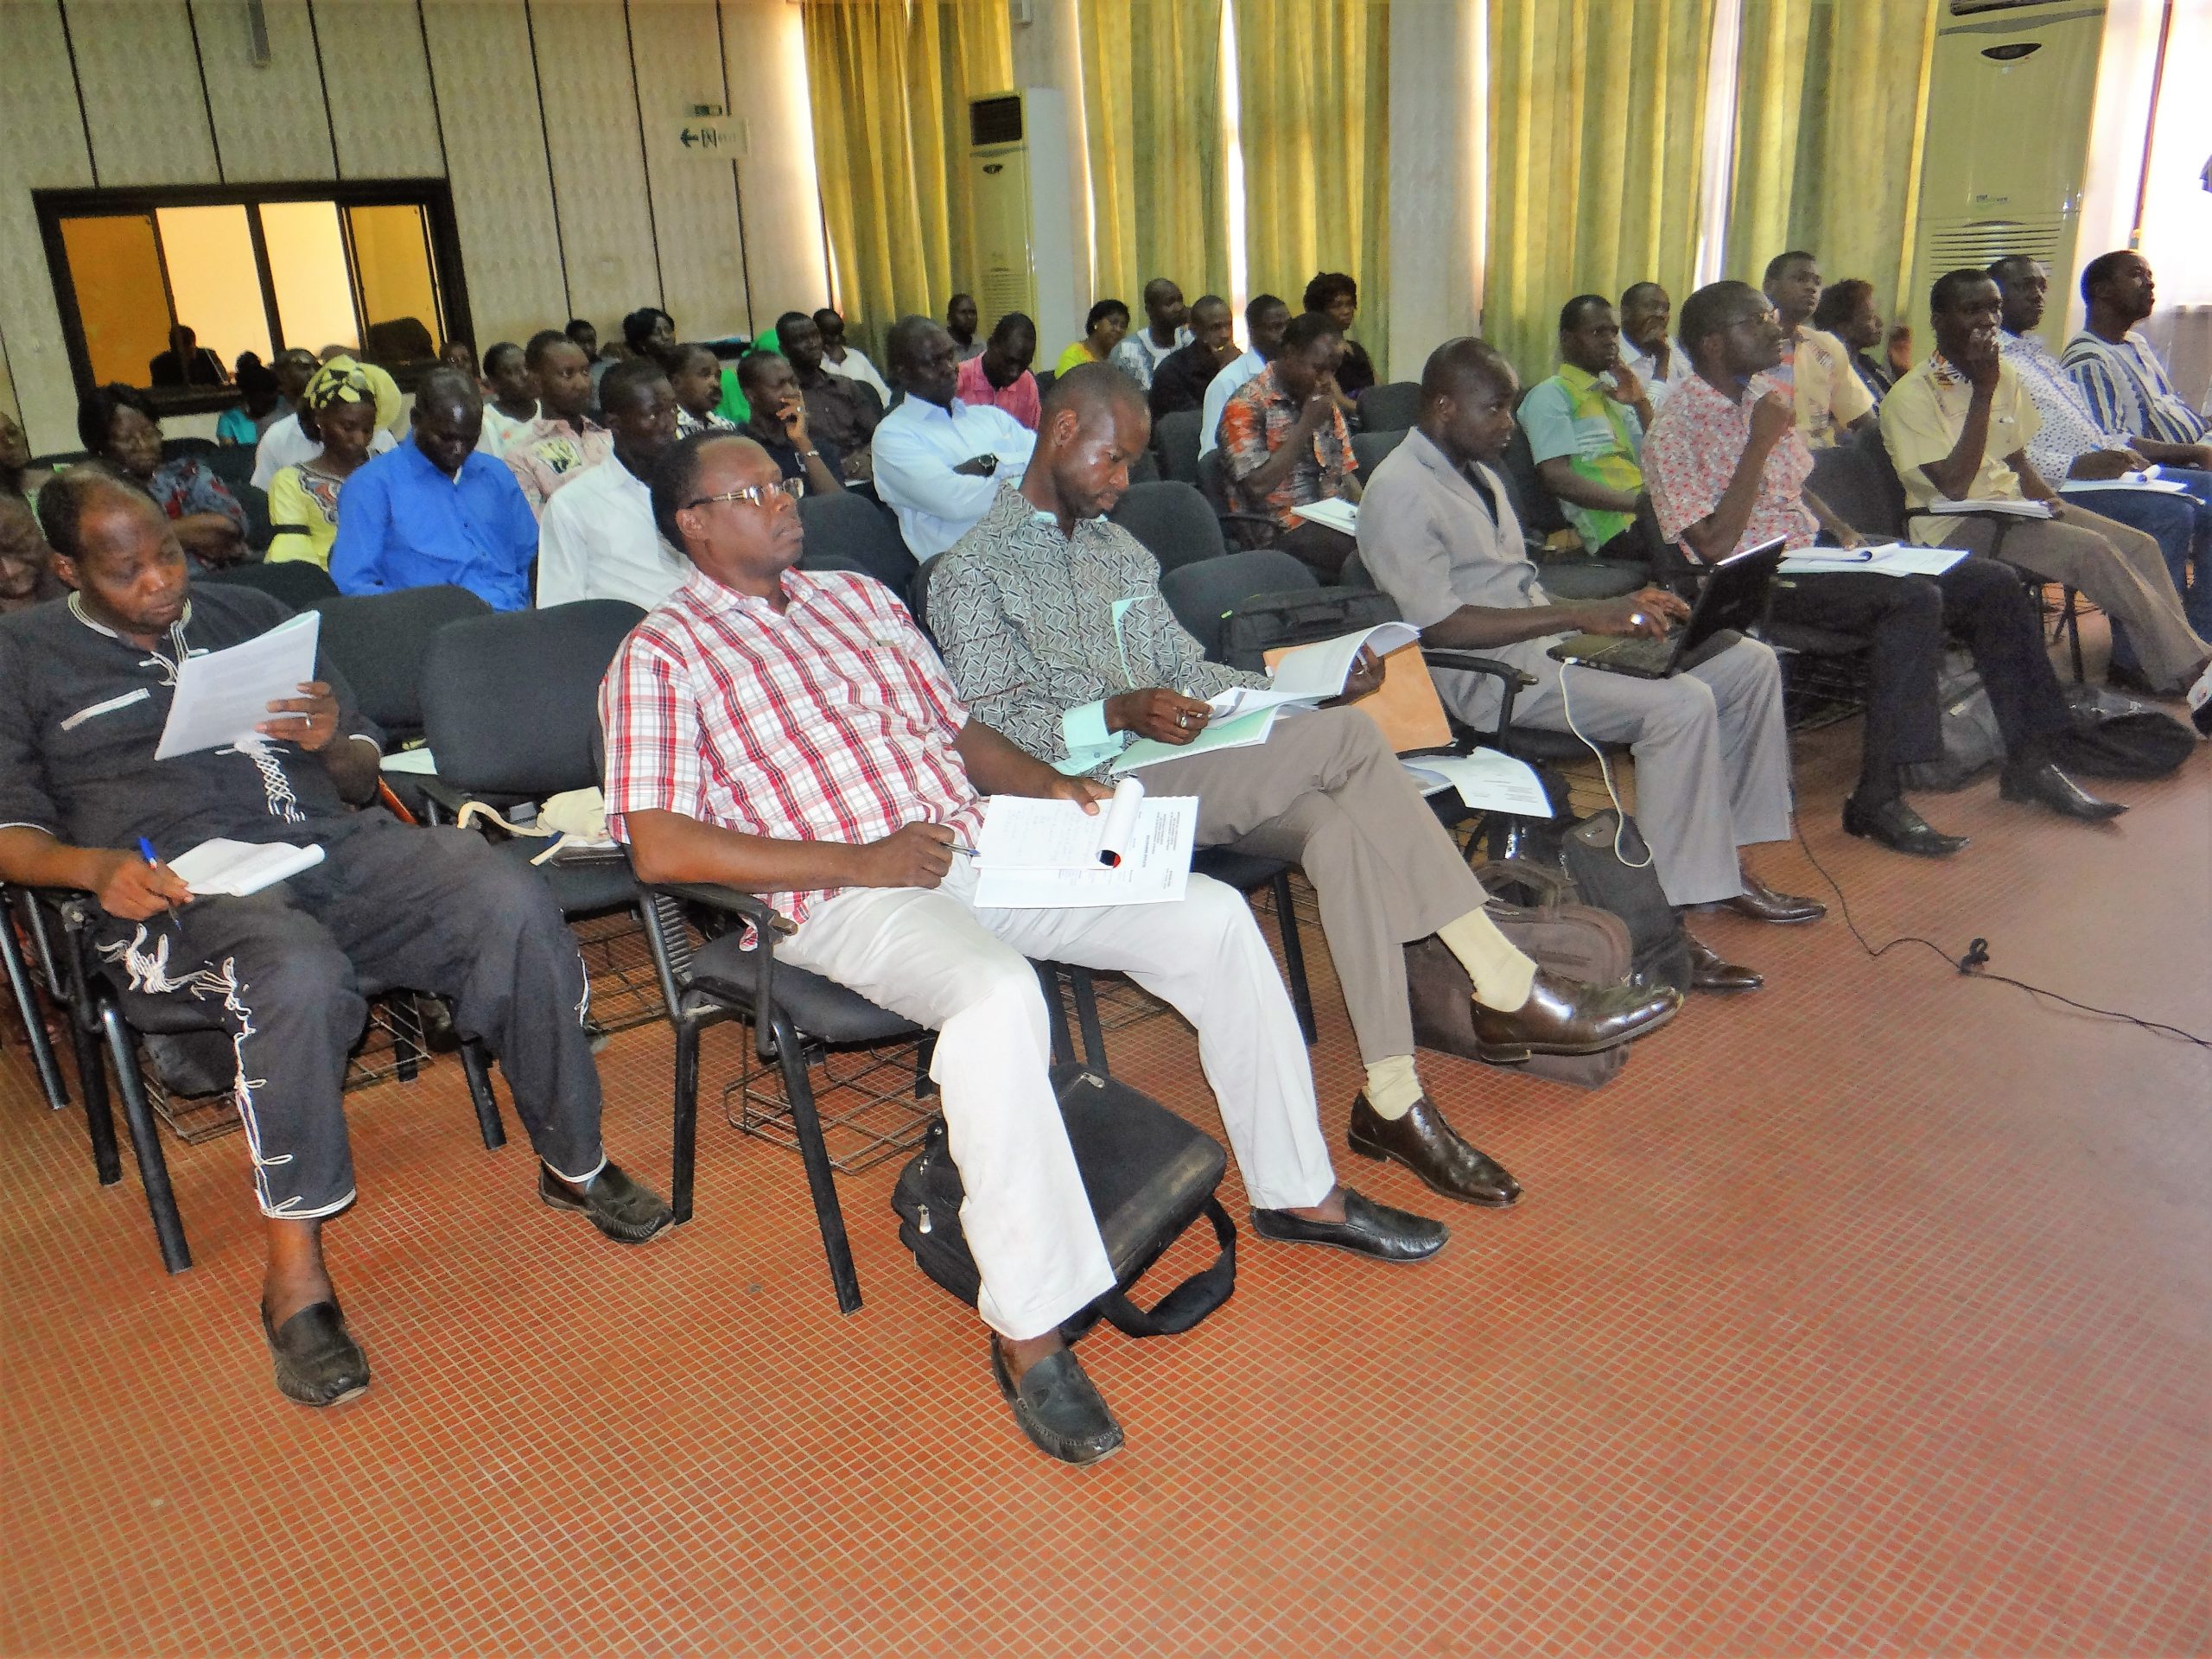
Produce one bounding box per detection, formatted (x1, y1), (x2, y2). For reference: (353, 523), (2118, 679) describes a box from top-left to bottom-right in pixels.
(0, 466), (671, 1407)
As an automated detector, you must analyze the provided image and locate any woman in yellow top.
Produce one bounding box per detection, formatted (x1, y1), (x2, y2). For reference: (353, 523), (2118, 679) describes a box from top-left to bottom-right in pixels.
(1053, 298), (1129, 376)
(266, 361), (381, 568)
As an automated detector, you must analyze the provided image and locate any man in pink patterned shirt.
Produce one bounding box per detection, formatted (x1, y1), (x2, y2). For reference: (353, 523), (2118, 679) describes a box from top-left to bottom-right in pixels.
(599, 429), (1446, 1466)
(505, 329), (612, 517)
(1646, 281), (2112, 853)
(953, 313), (1043, 431)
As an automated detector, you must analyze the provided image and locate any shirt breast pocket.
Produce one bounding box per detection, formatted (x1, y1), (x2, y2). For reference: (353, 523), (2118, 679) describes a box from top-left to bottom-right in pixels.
(50, 684), (165, 772)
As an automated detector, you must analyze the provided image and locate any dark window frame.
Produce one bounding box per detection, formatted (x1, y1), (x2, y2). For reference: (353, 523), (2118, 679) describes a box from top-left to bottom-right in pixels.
(34, 177), (474, 419)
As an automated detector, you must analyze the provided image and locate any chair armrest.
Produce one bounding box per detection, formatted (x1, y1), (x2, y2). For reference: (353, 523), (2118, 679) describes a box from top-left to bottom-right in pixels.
(652, 881), (797, 1064)
(413, 774), (469, 823)
(1421, 647), (1538, 736)
(1215, 512), (1285, 550)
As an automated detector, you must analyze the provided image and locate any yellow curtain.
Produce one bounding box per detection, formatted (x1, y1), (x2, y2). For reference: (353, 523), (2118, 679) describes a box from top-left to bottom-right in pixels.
(1230, 0), (1391, 377)
(1078, 0), (1231, 310)
(1482, 0), (1715, 389)
(1726, 0), (1940, 320)
(803, 0), (1013, 359)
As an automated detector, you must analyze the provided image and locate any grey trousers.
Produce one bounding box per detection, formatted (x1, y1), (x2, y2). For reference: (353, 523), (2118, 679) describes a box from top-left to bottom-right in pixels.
(1138, 707), (1495, 1065)
(1510, 637), (1795, 907)
(1921, 503), (2210, 690)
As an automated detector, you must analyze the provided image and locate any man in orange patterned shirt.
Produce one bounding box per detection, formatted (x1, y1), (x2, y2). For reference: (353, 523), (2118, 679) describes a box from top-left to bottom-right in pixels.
(1217, 312), (1360, 576)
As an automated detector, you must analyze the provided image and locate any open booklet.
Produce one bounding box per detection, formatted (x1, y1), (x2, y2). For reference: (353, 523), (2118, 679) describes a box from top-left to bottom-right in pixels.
(168, 838), (326, 897)
(1922, 497), (2053, 518)
(2058, 464), (2189, 495)
(1288, 497), (1360, 537)
(1777, 543), (1970, 578)
(155, 611), (321, 761)
(1402, 750), (1554, 816)
(972, 782), (1196, 908)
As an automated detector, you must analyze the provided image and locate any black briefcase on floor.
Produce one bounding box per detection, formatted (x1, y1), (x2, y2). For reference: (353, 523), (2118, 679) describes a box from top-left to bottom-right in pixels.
(891, 1065), (1237, 1342)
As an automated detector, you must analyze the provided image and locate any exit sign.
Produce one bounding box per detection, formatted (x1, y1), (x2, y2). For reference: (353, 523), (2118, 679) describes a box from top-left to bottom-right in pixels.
(676, 119), (747, 159)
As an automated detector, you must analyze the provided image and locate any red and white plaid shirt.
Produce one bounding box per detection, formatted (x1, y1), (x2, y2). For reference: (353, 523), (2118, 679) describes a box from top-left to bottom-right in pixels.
(599, 564), (983, 927)
(1643, 369), (1819, 560)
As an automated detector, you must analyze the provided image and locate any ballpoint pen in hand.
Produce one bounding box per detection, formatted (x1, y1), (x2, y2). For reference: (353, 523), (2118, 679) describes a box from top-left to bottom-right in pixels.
(135, 836), (183, 929)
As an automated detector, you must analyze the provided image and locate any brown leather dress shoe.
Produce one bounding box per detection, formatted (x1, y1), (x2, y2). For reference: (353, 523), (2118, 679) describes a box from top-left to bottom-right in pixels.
(1683, 928), (1763, 991)
(1719, 873), (1827, 925)
(1345, 1093), (1521, 1206)
(1470, 969), (1682, 1061)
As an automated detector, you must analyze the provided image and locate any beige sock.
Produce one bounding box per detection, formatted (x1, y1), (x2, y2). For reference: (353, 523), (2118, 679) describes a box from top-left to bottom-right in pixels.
(1439, 908), (1537, 1012)
(1363, 1054), (1425, 1120)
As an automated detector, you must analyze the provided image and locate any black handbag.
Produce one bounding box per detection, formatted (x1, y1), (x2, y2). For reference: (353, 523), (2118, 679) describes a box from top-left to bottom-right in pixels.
(891, 1065), (1237, 1342)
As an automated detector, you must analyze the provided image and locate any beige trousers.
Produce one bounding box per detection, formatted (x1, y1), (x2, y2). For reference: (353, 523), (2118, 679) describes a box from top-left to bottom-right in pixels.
(1923, 503), (2209, 690)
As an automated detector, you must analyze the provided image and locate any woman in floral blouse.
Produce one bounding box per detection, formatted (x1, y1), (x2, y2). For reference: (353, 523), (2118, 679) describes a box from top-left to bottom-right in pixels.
(78, 384), (247, 569)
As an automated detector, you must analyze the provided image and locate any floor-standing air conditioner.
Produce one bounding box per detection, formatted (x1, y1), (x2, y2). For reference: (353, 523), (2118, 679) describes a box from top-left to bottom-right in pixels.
(968, 89), (1079, 361)
(1909, 0), (2107, 349)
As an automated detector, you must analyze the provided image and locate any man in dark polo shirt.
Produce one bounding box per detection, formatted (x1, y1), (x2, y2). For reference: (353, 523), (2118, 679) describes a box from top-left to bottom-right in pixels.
(0, 466), (671, 1409)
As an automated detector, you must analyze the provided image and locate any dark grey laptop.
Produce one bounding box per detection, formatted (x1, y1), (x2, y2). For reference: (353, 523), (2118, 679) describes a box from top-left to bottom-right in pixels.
(1545, 537), (1785, 679)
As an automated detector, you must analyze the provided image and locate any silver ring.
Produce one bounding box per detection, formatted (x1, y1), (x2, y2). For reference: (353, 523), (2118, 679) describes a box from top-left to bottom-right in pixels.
(1177, 713), (1190, 728)
(1630, 612), (1648, 626)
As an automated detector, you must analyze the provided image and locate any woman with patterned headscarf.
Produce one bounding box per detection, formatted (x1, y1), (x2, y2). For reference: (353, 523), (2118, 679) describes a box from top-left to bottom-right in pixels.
(266, 361), (380, 569)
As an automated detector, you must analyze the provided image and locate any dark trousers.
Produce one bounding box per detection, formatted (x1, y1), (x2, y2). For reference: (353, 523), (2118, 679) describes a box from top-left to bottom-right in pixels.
(94, 816), (605, 1218)
(1770, 557), (2069, 798)
(1276, 519), (1356, 578)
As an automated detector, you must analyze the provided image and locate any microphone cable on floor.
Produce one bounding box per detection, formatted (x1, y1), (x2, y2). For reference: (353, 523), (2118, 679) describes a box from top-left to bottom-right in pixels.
(1791, 821), (2210, 1051)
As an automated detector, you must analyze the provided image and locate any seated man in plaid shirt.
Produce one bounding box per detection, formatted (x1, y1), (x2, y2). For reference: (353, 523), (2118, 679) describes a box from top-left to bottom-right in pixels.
(601, 431), (1450, 1468)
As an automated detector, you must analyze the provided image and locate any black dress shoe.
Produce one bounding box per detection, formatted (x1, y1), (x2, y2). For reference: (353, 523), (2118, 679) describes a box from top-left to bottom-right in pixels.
(1999, 760), (2126, 821)
(1842, 794), (1968, 858)
(991, 1341), (1123, 1465)
(1683, 928), (1763, 992)
(1719, 873), (1827, 925)
(262, 1300), (370, 1408)
(1345, 1094), (1521, 1207)
(539, 1160), (676, 1243)
(2106, 660), (2162, 698)
(1470, 969), (1681, 1061)
(1250, 1187), (1449, 1262)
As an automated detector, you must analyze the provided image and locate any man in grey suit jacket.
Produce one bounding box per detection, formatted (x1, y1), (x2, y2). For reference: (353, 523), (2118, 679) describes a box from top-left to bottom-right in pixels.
(1357, 337), (1822, 993)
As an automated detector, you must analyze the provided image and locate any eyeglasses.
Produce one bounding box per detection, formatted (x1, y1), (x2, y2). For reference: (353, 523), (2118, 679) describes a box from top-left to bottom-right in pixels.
(684, 478), (805, 512)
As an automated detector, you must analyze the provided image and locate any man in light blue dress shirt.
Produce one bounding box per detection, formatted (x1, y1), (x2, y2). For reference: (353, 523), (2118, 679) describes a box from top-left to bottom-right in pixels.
(329, 369), (540, 612)
(872, 317), (1037, 563)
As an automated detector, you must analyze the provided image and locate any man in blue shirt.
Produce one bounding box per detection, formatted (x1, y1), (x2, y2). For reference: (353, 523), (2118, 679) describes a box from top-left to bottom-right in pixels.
(330, 368), (539, 610)
(873, 316), (1037, 563)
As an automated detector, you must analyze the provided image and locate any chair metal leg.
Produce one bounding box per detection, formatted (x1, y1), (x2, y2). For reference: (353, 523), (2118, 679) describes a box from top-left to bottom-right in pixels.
(671, 1017), (700, 1224)
(1037, 962), (1077, 1068)
(1069, 966), (1109, 1074)
(99, 1001), (191, 1273)
(68, 1012), (122, 1185)
(2063, 587), (2085, 682)
(2, 907), (67, 1110)
(1270, 871), (1319, 1046)
(458, 1037), (504, 1149)
(770, 1010), (862, 1314)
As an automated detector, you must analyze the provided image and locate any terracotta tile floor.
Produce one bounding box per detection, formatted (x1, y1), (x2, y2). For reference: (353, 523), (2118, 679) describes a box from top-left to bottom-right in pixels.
(3, 677), (2209, 1656)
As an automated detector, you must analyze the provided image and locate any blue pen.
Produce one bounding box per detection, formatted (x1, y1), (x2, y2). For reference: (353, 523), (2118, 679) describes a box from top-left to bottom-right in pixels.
(136, 837), (182, 929)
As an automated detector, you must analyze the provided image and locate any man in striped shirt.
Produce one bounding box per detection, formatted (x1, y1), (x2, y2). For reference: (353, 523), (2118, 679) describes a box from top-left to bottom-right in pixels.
(2063, 252), (2212, 462)
(599, 430), (1448, 1466)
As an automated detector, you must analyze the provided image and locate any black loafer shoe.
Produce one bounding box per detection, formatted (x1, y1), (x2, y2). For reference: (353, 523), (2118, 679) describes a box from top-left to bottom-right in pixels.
(1999, 760), (2126, 822)
(1470, 969), (1681, 1060)
(1250, 1187), (1449, 1262)
(539, 1160), (676, 1243)
(1719, 874), (1827, 925)
(991, 1341), (1124, 1466)
(262, 1300), (370, 1408)
(1684, 928), (1763, 993)
(1345, 1094), (1521, 1207)
(1842, 794), (1968, 858)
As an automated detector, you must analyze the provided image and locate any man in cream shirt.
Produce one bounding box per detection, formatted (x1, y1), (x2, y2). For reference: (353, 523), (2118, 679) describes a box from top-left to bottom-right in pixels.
(537, 359), (687, 610)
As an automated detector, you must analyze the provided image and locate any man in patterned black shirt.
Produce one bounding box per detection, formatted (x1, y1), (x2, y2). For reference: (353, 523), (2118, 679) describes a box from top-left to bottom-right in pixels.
(929, 367), (1680, 1208)
(0, 467), (671, 1409)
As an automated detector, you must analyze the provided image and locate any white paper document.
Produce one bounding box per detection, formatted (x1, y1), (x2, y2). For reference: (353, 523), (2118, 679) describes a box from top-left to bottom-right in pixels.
(1202, 622), (1424, 721)
(972, 789), (1196, 908)
(1777, 543), (1970, 578)
(378, 747), (438, 775)
(2057, 471), (2188, 495)
(168, 837), (326, 897)
(1402, 750), (1553, 816)
(1288, 497), (1360, 536)
(1923, 497), (2053, 519)
(154, 611), (321, 761)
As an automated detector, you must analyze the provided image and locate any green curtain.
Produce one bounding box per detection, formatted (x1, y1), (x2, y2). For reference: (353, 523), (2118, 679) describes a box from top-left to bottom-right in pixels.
(803, 0), (1013, 359)
(1726, 0), (1939, 320)
(1078, 0), (1231, 311)
(1482, 0), (1715, 388)
(1230, 0), (1391, 377)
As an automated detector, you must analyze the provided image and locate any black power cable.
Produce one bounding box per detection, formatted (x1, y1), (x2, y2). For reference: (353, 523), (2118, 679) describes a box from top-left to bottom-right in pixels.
(1793, 823), (2210, 1051)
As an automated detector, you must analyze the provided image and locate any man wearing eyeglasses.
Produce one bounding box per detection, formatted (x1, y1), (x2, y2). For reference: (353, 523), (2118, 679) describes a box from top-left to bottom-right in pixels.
(601, 430), (1450, 1467)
